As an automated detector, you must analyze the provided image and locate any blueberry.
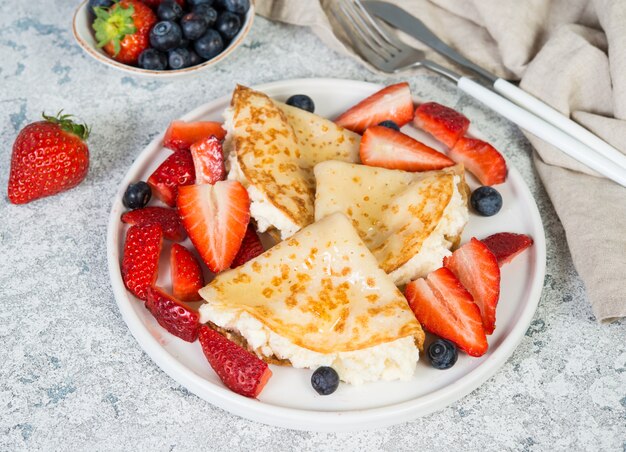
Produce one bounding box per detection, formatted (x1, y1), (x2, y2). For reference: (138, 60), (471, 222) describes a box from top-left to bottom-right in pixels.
(150, 21), (184, 52)
(311, 367), (339, 395)
(378, 120), (400, 131)
(194, 29), (224, 59)
(123, 182), (151, 210)
(188, 0), (213, 6)
(138, 48), (168, 70)
(89, 0), (113, 12)
(188, 50), (205, 66)
(428, 339), (458, 370)
(286, 94), (315, 113)
(181, 12), (209, 41)
(168, 48), (192, 69)
(193, 5), (218, 27)
(471, 186), (503, 216)
(216, 0), (250, 15)
(216, 11), (241, 40)
(157, 0), (184, 21)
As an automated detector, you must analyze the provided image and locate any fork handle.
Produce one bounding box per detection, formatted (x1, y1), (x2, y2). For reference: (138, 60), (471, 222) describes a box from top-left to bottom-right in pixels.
(493, 79), (626, 171)
(457, 77), (626, 188)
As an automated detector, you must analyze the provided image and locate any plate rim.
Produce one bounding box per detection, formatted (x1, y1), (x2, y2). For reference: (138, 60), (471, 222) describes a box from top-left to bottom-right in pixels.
(106, 77), (547, 432)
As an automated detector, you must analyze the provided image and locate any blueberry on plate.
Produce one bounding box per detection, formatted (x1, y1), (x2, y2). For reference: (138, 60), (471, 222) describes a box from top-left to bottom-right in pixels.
(150, 21), (184, 52)
(168, 48), (192, 69)
(216, 11), (241, 40)
(188, 50), (205, 66)
(471, 186), (503, 216)
(378, 120), (400, 131)
(181, 12), (209, 41)
(138, 48), (168, 70)
(193, 5), (218, 27)
(428, 339), (458, 370)
(89, 0), (113, 12)
(157, 0), (184, 21)
(311, 367), (339, 395)
(217, 0), (250, 15)
(286, 94), (315, 113)
(194, 29), (224, 59)
(188, 0), (213, 6)
(123, 182), (151, 209)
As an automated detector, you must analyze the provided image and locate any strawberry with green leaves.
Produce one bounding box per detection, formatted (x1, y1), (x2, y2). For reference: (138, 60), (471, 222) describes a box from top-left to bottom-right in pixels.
(8, 112), (90, 204)
(93, 0), (157, 65)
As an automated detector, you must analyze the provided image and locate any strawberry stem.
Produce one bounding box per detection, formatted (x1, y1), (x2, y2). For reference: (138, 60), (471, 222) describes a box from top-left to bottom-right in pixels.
(42, 111), (91, 141)
(92, 2), (137, 57)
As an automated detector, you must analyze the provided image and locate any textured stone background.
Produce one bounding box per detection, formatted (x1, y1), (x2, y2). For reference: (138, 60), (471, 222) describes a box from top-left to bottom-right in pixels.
(1, 2), (624, 451)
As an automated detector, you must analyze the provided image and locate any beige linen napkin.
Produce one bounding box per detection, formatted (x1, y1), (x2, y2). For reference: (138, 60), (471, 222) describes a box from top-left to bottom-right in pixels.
(256, 0), (626, 322)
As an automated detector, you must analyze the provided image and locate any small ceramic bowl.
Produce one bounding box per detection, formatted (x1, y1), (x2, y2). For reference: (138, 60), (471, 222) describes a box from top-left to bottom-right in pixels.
(72, 0), (255, 79)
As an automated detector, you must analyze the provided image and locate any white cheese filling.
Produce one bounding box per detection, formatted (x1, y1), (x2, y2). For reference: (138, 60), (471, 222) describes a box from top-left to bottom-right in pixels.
(199, 303), (419, 385)
(389, 176), (468, 286)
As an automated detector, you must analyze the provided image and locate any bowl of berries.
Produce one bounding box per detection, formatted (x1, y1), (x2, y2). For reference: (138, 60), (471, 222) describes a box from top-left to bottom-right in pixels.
(73, 0), (254, 78)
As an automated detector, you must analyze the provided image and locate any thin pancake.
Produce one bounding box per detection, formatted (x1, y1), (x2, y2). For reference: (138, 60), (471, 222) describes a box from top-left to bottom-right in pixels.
(314, 162), (468, 274)
(198, 212), (424, 354)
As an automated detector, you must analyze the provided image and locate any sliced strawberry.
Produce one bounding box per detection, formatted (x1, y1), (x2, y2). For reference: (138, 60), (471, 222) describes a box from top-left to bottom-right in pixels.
(406, 267), (487, 357)
(177, 180), (250, 273)
(171, 244), (205, 301)
(147, 150), (195, 207)
(360, 125), (454, 171)
(335, 82), (414, 134)
(145, 286), (200, 342)
(121, 206), (186, 242)
(413, 102), (470, 148)
(121, 224), (163, 301)
(163, 120), (226, 152)
(231, 224), (264, 268)
(198, 325), (272, 398)
(448, 137), (507, 186)
(444, 238), (500, 334)
(190, 135), (226, 185)
(481, 232), (534, 266)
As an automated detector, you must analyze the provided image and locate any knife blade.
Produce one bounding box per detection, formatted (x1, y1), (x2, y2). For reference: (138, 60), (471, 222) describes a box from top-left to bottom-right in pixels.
(362, 0), (497, 83)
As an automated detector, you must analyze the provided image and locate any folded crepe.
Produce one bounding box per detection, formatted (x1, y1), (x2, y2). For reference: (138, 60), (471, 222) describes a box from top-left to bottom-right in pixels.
(225, 85), (360, 240)
(314, 161), (469, 286)
(198, 212), (424, 385)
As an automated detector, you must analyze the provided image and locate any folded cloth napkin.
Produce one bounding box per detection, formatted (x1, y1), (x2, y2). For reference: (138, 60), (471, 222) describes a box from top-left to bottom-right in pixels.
(256, 0), (626, 322)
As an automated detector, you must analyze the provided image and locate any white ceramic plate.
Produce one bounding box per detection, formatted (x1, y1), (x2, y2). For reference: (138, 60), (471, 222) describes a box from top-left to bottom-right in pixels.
(73, 0), (255, 79)
(107, 78), (546, 432)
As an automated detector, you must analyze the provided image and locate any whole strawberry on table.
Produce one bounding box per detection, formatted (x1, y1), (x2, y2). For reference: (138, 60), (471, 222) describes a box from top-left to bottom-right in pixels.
(8, 112), (90, 204)
(89, 0), (251, 71)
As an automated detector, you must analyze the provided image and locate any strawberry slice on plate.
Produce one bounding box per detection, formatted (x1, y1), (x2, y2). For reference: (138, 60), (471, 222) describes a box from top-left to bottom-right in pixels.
(145, 286), (200, 342)
(171, 244), (205, 301)
(444, 238), (500, 335)
(163, 120), (226, 152)
(482, 232), (534, 267)
(448, 137), (507, 186)
(190, 135), (226, 185)
(147, 150), (195, 207)
(177, 180), (250, 273)
(121, 224), (163, 301)
(198, 325), (273, 398)
(413, 102), (470, 148)
(360, 125), (454, 172)
(231, 223), (265, 268)
(121, 206), (186, 242)
(406, 267), (488, 357)
(335, 82), (414, 134)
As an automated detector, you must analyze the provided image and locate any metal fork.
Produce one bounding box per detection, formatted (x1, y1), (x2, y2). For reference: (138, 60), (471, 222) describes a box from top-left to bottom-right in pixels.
(330, 0), (626, 188)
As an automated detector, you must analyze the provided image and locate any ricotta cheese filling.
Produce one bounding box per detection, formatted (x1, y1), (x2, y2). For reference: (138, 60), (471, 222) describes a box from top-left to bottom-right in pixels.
(389, 176), (468, 286)
(199, 303), (420, 385)
(223, 106), (301, 240)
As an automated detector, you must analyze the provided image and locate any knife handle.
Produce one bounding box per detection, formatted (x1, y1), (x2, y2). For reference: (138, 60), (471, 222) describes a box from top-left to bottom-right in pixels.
(493, 78), (626, 171)
(457, 77), (626, 188)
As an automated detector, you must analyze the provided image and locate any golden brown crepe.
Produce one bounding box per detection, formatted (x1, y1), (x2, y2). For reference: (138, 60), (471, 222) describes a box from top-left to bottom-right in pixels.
(198, 212), (424, 354)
